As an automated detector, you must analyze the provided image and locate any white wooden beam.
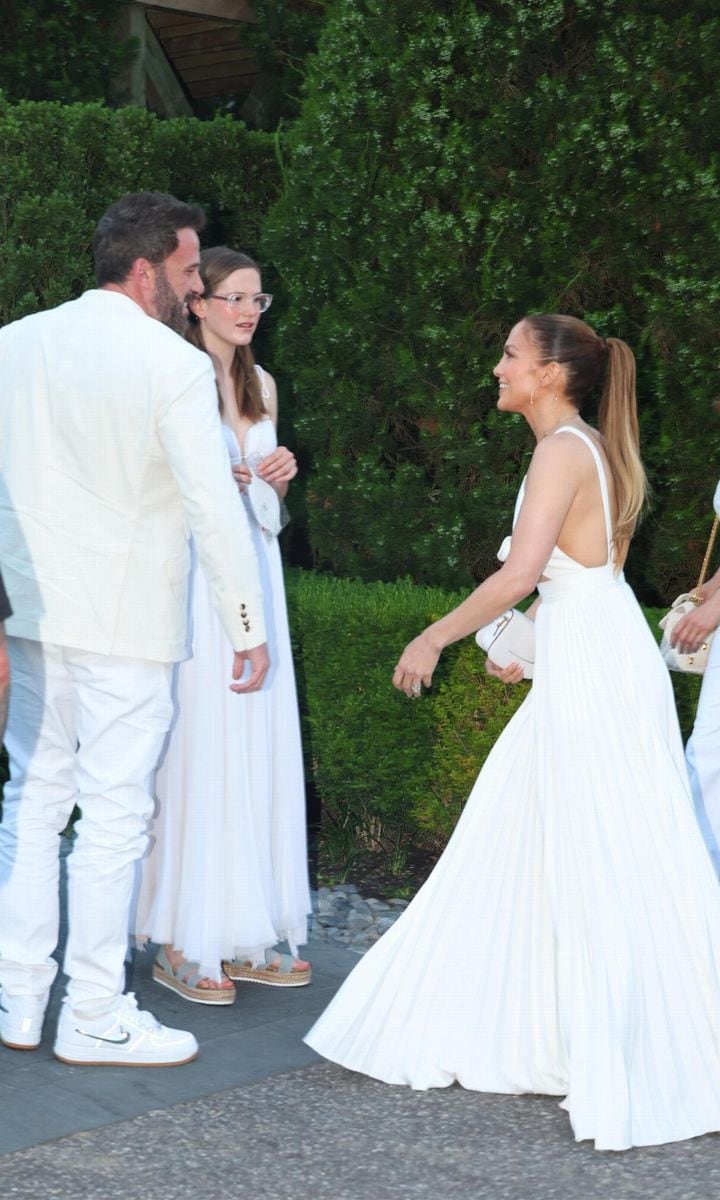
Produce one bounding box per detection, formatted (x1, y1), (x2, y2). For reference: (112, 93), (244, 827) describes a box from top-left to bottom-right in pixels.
(144, 19), (195, 115)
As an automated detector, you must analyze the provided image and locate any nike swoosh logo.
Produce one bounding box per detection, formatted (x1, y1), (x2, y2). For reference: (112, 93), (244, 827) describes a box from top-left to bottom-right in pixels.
(76, 1028), (131, 1045)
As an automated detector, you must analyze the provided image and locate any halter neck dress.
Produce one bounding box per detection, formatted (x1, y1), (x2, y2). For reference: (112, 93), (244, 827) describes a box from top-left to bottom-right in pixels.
(305, 426), (720, 1151)
(136, 366), (311, 976)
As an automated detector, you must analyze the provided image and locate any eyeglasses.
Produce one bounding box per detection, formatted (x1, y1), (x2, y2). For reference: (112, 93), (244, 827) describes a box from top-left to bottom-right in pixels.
(207, 292), (273, 313)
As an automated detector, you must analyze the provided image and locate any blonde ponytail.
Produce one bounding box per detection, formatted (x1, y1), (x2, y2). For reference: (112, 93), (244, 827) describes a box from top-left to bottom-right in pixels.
(524, 315), (648, 569)
(598, 337), (647, 567)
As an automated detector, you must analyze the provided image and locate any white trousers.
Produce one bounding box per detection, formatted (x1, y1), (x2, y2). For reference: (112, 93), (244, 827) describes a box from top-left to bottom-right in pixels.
(686, 632), (720, 873)
(0, 638), (172, 1018)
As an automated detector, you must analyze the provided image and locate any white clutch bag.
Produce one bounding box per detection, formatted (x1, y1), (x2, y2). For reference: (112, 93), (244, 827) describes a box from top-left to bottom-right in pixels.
(246, 475), (287, 536)
(475, 609), (535, 679)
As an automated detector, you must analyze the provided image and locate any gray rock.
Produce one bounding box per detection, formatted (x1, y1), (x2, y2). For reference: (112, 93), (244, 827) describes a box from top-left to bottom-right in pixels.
(346, 913), (373, 929)
(308, 883), (416, 950)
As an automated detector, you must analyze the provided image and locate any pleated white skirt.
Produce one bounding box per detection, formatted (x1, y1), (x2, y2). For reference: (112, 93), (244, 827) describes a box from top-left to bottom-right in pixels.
(305, 567), (720, 1150)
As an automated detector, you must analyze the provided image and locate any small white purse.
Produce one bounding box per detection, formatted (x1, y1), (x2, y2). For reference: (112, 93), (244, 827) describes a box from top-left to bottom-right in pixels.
(658, 515), (719, 675)
(475, 609), (535, 679)
(246, 474), (285, 536)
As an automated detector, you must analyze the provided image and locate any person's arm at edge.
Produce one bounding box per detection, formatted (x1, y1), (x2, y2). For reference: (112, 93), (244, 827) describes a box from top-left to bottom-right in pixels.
(0, 623), (8, 744)
(255, 371), (297, 499)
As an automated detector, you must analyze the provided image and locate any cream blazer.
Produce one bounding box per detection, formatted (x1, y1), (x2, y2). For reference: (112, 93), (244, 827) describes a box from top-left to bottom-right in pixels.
(0, 289), (266, 662)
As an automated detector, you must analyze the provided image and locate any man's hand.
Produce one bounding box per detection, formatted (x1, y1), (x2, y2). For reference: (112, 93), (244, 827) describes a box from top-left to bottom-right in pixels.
(230, 643), (270, 693)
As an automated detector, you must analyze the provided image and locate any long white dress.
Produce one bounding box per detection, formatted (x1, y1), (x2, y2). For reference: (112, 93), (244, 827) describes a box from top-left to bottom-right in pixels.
(305, 427), (720, 1152)
(136, 377), (311, 979)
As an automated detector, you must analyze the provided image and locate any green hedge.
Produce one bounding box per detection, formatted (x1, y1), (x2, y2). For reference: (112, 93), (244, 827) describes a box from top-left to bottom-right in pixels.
(285, 570), (702, 862)
(0, 1), (135, 105)
(263, 0), (720, 603)
(0, 576), (704, 855)
(0, 98), (280, 325)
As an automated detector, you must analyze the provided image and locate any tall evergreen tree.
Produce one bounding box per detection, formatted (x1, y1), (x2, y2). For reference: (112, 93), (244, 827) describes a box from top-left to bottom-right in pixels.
(263, 0), (720, 600)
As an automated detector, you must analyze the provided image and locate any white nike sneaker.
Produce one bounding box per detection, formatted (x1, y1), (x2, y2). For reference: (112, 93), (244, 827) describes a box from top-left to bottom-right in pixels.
(0, 987), (49, 1050)
(53, 992), (199, 1067)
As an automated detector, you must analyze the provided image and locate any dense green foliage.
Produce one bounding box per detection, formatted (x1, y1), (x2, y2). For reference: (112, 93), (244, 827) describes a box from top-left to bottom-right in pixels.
(238, 0), (329, 129)
(0, 570), (704, 851)
(0, 0), (136, 104)
(0, 99), (279, 324)
(263, 0), (720, 603)
(285, 570), (700, 862)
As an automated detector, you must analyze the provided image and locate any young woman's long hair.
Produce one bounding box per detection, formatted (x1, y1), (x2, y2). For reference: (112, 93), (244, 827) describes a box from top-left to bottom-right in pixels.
(524, 314), (647, 567)
(187, 246), (267, 422)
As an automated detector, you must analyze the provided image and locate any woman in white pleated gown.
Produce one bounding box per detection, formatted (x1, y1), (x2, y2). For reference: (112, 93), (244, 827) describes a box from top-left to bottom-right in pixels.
(136, 248), (311, 998)
(305, 314), (720, 1151)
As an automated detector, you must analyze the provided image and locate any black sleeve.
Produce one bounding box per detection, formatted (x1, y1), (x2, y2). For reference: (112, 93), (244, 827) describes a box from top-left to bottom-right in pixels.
(0, 569), (11, 622)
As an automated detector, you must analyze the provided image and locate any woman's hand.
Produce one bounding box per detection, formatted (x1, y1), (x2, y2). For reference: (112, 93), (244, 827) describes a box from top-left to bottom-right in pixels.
(392, 632), (441, 697)
(231, 462), (252, 493)
(670, 597), (720, 655)
(257, 446), (298, 486)
(485, 658), (525, 685)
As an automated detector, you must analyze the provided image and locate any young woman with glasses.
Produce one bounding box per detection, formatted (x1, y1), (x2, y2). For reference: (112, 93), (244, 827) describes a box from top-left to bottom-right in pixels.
(136, 247), (312, 1001)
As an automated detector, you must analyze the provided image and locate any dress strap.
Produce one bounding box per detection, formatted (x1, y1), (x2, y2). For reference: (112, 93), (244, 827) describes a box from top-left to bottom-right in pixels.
(254, 363), (271, 403)
(554, 426), (613, 550)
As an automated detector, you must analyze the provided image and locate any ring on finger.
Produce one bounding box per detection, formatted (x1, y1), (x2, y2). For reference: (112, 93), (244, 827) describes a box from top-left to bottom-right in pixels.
(410, 681), (421, 697)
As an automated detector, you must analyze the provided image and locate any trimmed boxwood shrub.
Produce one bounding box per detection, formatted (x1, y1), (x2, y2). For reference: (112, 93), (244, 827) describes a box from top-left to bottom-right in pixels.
(0, 98), (280, 325)
(285, 570), (702, 861)
(263, 0), (720, 604)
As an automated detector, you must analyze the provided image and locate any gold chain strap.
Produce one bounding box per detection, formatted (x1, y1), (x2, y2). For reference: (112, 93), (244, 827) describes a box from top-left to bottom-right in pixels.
(691, 515), (720, 602)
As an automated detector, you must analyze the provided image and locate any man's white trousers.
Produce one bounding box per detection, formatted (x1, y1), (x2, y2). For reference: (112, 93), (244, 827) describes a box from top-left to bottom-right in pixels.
(0, 638), (172, 1018)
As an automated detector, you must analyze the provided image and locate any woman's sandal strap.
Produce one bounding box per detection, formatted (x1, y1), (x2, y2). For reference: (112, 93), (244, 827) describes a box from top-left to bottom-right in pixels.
(264, 950), (295, 974)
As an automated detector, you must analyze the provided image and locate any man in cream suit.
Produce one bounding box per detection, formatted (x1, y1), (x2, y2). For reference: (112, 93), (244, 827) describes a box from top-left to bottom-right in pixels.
(0, 192), (269, 1066)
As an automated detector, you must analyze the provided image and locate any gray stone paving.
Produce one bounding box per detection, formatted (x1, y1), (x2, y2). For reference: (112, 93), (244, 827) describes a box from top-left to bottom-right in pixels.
(3, 1062), (720, 1199)
(3, 855), (719, 1197)
(0, 939), (354, 1157)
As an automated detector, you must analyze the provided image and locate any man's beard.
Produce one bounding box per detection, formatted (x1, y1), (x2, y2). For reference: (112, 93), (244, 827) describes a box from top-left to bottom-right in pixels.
(153, 265), (188, 335)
